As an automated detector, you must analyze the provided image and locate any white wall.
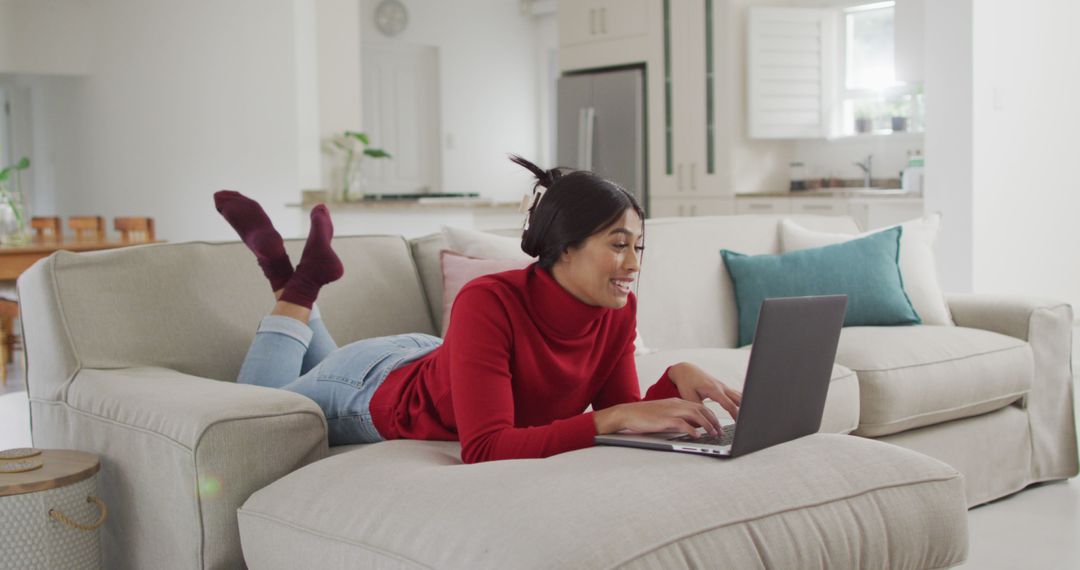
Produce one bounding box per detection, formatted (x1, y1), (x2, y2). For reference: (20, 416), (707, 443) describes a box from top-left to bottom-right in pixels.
(793, 135), (922, 185)
(0, 0), (94, 75)
(923, 0), (974, 293)
(316, 0), (364, 194)
(970, 0), (1080, 309)
(59, 0), (310, 241)
(728, 0), (793, 194)
(359, 0), (542, 203)
(2, 0), (549, 243)
(3, 0), (343, 242)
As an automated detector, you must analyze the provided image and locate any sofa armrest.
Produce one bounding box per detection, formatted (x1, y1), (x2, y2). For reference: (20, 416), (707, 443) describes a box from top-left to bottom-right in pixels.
(34, 366), (328, 569)
(946, 294), (1078, 482)
(947, 293), (1072, 342)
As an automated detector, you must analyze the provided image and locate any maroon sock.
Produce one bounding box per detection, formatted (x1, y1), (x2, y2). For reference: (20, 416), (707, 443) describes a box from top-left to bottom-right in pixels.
(279, 205), (344, 308)
(214, 190), (293, 291)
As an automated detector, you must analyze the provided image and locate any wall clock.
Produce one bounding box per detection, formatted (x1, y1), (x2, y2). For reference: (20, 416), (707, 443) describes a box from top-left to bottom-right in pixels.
(375, 0), (408, 37)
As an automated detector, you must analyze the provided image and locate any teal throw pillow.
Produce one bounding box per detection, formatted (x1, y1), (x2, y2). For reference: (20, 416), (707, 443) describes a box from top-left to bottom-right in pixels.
(721, 226), (920, 346)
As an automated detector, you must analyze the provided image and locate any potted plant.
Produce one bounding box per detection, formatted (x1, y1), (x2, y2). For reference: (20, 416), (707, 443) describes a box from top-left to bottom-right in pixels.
(0, 156), (31, 245)
(331, 131), (391, 202)
(854, 109), (873, 134)
(888, 96), (909, 133)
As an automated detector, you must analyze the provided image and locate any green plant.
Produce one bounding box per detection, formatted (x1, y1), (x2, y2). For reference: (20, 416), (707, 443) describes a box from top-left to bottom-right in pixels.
(886, 95), (910, 118)
(0, 156), (30, 184)
(332, 131), (391, 200)
(0, 156), (31, 241)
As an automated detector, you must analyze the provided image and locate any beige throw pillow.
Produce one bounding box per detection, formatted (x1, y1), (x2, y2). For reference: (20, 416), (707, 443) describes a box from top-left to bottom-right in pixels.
(779, 213), (954, 326)
(441, 225), (532, 262)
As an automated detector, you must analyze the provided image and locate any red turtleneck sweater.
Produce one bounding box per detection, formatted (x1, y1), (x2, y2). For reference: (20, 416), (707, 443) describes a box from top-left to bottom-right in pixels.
(368, 264), (679, 463)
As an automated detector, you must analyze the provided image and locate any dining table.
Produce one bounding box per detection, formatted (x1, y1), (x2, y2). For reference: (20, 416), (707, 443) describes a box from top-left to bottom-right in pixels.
(0, 238), (164, 281)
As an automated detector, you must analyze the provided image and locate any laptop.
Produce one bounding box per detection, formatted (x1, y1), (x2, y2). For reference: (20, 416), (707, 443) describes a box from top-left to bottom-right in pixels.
(595, 295), (847, 458)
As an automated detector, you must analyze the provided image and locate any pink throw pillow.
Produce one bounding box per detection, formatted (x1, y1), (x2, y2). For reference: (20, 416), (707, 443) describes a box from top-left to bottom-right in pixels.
(440, 250), (531, 336)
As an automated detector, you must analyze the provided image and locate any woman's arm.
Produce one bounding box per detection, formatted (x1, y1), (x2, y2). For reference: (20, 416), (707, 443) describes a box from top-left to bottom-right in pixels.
(591, 346), (681, 411)
(447, 287), (597, 464)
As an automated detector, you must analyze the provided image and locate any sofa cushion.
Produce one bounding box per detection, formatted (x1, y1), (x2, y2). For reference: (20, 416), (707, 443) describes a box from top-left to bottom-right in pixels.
(238, 435), (968, 569)
(780, 213), (954, 326)
(722, 227), (920, 346)
(410, 229), (521, 335)
(21, 236), (435, 391)
(439, 251), (531, 335)
(635, 348), (859, 434)
(636, 215), (861, 351)
(837, 326), (1033, 437)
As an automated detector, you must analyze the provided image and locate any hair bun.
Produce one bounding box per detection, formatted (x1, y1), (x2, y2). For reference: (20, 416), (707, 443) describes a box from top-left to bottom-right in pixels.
(509, 154), (557, 189)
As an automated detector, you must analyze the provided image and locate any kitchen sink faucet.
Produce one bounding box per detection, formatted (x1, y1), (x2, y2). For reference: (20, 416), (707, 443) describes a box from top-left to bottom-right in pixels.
(855, 154), (873, 187)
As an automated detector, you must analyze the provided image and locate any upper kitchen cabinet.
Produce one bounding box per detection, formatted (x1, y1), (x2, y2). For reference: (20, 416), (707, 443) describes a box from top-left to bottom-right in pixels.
(558, 0), (656, 72)
(747, 7), (837, 139)
(559, 0), (650, 46)
(652, 0), (727, 199)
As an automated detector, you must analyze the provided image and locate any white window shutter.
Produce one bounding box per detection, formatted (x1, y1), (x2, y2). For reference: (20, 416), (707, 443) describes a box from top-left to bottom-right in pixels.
(748, 7), (836, 139)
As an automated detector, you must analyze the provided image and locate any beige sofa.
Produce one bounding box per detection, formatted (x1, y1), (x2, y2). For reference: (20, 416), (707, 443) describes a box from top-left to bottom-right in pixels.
(18, 214), (1072, 568)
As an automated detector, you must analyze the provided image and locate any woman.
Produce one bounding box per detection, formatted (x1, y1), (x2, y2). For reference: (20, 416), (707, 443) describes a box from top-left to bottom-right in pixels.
(216, 156), (741, 464)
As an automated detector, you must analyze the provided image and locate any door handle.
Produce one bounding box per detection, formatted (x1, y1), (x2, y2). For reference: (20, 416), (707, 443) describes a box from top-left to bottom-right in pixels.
(677, 205), (684, 216)
(676, 163), (684, 191)
(582, 106), (595, 171)
(590, 9), (597, 35)
(690, 163), (697, 191)
(600, 7), (607, 34)
(690, 204), (698, 216)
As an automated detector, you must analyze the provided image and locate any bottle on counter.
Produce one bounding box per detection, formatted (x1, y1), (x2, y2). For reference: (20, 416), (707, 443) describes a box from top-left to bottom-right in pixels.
(901, 150), (924, 195)
(789, 162), (808, 191)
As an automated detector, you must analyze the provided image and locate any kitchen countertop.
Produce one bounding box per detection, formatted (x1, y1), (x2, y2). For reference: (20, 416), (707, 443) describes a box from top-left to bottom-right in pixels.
(291, 197), (524, 209)
(736, 189), (921, 199)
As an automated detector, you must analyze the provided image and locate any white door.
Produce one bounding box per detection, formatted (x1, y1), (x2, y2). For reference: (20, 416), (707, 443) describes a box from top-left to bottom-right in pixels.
(362, 43), (441, 195)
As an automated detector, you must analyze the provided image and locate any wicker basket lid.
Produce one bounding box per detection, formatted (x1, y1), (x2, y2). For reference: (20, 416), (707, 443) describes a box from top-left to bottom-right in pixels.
(0, 449), (100, 497)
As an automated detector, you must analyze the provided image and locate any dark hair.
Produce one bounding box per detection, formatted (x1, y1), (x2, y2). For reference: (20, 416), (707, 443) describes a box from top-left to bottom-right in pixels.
(510, 155), (645, 270)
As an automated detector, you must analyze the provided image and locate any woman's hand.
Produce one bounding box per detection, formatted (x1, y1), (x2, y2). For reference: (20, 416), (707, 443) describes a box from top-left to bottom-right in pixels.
(667, 362), (742, 420)
(594, 398), (723, 438)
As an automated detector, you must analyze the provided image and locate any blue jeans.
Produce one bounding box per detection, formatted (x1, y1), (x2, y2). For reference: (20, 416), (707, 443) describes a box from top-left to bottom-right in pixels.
(237, 305), (442, 445)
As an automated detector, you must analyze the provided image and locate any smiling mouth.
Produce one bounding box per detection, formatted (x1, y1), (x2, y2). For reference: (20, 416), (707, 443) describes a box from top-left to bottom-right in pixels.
(610, 279), (633, 295)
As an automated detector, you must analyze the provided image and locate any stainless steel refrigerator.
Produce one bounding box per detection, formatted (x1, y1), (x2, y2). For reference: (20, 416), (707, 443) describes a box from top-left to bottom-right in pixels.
(556, 67), (647, 213)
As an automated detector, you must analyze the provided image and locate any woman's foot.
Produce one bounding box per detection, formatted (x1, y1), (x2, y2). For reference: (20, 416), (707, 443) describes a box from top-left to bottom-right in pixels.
(214, 190), (294, 291)
(278, 205), (344, 309)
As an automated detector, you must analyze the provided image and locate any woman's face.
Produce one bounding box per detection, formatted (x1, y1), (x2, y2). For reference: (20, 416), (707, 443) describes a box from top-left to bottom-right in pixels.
(553, 208), (644, 309)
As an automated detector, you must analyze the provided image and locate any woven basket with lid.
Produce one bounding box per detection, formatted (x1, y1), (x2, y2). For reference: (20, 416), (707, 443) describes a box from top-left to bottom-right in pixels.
(0, 449), (104, 569)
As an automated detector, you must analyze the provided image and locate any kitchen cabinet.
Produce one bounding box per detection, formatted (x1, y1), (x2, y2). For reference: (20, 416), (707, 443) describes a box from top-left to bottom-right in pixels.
(651, 0), (726, 200)
(650, 197), (734, 218)
(790, 197), (848, 216)
(848, 198), (924, 231)
(735, 195), (924, 230)
(558, 0), (649, 46)
(735, 197), (792, 215)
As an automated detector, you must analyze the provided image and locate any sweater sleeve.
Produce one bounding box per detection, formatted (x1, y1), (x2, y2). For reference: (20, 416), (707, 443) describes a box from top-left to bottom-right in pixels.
(592, 345), (681, 411)
(592, 294), (681, 409)
(446, 287), (598, 464)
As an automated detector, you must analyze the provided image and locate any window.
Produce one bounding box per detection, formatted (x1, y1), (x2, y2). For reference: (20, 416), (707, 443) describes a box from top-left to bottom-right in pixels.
(837, 1), (922, 136)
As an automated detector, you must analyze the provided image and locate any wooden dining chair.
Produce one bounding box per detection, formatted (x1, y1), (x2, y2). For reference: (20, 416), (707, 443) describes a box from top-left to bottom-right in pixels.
(68, 216), (106, 241)
(114, 217), (156, 243)
(30, 216), (63, 241)
(0, 297), (18, 386)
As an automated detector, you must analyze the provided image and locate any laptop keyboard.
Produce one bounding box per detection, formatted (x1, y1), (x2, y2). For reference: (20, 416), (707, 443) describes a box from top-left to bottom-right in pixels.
(677, 424), (737, 447)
